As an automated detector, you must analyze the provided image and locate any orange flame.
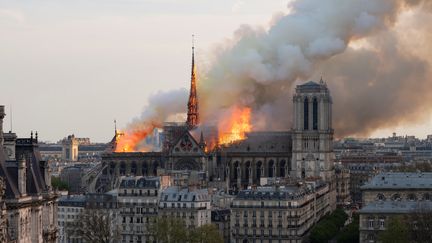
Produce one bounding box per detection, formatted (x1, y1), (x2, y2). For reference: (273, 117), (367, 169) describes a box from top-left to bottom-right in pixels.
(218, 106), (252, 145)
(115, 123), (159, 152)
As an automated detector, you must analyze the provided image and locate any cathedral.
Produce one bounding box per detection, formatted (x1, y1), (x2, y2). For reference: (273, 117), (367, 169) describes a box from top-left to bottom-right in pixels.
(95, 45), (335, 194)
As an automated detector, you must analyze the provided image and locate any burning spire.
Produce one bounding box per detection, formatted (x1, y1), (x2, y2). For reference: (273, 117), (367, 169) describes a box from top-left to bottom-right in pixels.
(186, 34), (199, 129)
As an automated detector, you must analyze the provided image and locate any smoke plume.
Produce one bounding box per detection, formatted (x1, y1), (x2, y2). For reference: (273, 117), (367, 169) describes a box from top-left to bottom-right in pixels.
(125, 0), (432, 140)
(198, 0), (432, 137)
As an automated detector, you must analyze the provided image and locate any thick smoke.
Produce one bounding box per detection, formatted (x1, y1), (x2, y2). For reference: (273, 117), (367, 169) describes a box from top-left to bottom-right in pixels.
(126, 0), (432, 140)
(128, 88), (188, 130)
(198, 0), (432, 137)
(120, 88), (188, 151)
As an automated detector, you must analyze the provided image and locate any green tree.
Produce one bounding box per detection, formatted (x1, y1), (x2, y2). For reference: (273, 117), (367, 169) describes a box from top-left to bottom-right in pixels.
(336, 213), (359, 243)
(190, 224), (223, 243)
(150, 217), (188, 243)
(309, 209), (348, 243)
(378, 216), (409, 243)
(150, 217), (223, 243)
(51, 176), (69, 191)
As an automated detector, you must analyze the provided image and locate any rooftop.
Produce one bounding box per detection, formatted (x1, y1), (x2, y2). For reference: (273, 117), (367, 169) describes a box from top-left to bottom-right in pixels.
(119, 176), (160, 189)
(235, 181), (327, 200)
(360, 201), (432, 214)
(160, 186), (210, 202)
(361, 172), (432, 190)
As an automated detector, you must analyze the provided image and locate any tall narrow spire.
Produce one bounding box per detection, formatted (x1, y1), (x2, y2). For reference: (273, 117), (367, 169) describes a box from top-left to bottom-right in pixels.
(187, 34), (199, 129)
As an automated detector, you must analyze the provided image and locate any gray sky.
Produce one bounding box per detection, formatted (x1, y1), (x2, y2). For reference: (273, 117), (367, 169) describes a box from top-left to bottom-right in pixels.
(0, 0), (288, 142)
(1, 0), (431, 142)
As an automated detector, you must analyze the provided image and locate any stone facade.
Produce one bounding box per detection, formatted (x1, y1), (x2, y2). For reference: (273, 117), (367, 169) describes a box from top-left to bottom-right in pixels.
(57, 195), (86, 243)
(230, 181), (331, 243)
(359, 172), (432, 243)
(0, 105), (58, 243)
(117, 176), (160, 243)
(158, 186), (211, 228)
(291, 80), (334, 181)
(335, 165), (350, 206)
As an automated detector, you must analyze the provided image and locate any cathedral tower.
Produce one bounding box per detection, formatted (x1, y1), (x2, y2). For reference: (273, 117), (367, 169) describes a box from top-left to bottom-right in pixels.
(186, 36), (199, 129)
(291, 79), (334, 181)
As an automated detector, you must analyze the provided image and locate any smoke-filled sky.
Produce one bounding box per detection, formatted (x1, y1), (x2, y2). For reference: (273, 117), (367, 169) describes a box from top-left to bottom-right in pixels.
(1, 0), (432, 142)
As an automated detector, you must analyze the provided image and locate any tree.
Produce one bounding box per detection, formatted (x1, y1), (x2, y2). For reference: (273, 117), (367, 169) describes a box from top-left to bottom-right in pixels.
(309, 208), (348, 243)
(336, 213), (359, 243)
(378, 216), (409, 243)
(405, 205), (432, 242)
(190, 224), (224, 243)
(66, 209), (120, 243)
(51, 176), (69, 191)
(150, 217), (223, 243)
(150, 217), (188, 243)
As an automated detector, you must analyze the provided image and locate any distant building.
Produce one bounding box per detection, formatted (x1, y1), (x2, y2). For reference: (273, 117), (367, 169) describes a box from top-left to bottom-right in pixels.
(60, 163), (93, 194)
(117, 176), (161, 243)
(62, 135), (80, 161)
(211, 209), (231, 243)
(359, 172), (432, 243)
(158, 186), (211, 228)
(230, 181), (331, 243)
(57, 195), (86, 243)
(335, 165), (350, 206)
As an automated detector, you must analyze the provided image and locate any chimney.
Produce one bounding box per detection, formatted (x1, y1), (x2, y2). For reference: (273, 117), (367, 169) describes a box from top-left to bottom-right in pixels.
(0, 105), (5, 146)
(18, 155), (27, 196)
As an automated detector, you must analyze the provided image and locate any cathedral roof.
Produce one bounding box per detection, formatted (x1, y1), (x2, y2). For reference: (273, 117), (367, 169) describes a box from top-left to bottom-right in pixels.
(296, 80), (328, 93)
(300, 81), (320, 87)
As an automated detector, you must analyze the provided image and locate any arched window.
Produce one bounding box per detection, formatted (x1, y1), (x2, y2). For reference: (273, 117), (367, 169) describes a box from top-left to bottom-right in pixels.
(313, 98), (318, 130)
(391, 193), (401, 201)
(304, 98), (309, 130)
(153, 161), (159, 176)
(280, 160), (286, 177)
(256, 161), (262, 180)
(234, 161), (240, 179)
(109, 162), (116, 175)
(142, 162), (148, 175)
(376, 193), (386, 201)
(245, 161), (251, 180)
(131, 162), (137, 175)
(407, 193), (417, 201)
(120, 162), (126, 175)
(268, 160), (274, 178)
(423, 193), (431, 201)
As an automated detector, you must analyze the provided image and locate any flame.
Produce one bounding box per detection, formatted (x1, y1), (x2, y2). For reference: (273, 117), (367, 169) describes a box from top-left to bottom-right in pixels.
(218, 106), (252, 145)
(115, 123), (159, 152)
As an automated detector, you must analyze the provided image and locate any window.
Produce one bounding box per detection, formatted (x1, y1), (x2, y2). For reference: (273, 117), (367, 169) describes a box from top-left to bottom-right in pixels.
(312, 98), (318, 130)
(407, 194), (417, 201)
(376, 193), (386, 201)
(304, 98), (309, 130)
(391, 193), (401, 201)
(368, 218), (374, 229)
(379, 218), (385, 229)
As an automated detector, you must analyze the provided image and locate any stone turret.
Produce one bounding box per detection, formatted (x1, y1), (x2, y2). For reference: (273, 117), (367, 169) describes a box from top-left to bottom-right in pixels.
(0, 105), (4, 146)
(18, 155), (27, 196)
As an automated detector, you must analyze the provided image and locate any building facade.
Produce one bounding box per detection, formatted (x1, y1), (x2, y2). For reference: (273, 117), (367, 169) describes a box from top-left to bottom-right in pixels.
(57, 195), (86, 243)
(0, 105), (58, 243)
(158, 186), (211, 228)
(117, 176), (160, 243)
(230, 181), (331, 243)
(359, 172), (432, 243)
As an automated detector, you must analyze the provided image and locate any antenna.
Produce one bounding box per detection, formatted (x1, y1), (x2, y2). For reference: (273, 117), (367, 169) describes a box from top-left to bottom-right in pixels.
(114, 119), (117, 135)
(192, 34), (195, 50)
(9, 105), (12, 132)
